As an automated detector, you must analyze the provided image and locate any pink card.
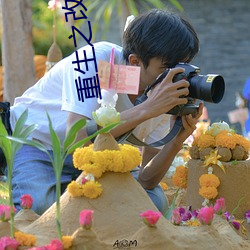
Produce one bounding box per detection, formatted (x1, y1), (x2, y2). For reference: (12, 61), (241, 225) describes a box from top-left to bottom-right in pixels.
(228, 108), (248, 124)
(98, 60), (141, 95)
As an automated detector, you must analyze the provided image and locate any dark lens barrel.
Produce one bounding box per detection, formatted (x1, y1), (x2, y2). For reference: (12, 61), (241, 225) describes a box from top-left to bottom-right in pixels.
(188, 74), (225, 103)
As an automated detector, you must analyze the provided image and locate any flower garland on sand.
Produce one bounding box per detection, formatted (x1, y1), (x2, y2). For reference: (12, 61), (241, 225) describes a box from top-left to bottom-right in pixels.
(190, 121), (250, 162)
(68, 89), (142, 199)
(190, 121), (250, 235)
(199, 166), (220, 206)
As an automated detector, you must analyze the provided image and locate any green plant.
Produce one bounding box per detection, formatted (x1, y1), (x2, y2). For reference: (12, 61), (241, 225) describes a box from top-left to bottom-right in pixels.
(0, 181), (9, 205)
(0, 109), (38, 238)
(7, 112), (120, 240)
(32, 0), (75, 57)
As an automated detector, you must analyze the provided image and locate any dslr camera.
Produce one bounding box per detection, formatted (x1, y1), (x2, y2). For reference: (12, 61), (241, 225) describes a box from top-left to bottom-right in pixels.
(134, 63), (225, 116)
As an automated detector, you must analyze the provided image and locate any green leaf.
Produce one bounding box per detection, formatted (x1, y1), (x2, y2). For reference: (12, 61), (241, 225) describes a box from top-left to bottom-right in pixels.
(169, 0), (184, 12)
(6, 136), (52, 161)
(165, 188), (180, 219)
(47, 114), (62, 174)
(126, 0), (139, 16)
(12, 109), (28, 137)
(63, 118), (86, 151)
(145, 0), (165, 9)
(11, 124), (38, 154)
(0, 120), (12, 161)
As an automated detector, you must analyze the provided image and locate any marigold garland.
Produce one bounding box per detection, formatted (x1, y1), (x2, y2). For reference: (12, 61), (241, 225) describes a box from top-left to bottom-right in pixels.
(199, 186), (218, 200)
(73, 144), (142, 177)
(215, 131), (237, 149)
(69, 139), (142, 199)
(172, 166), (188, 189)
(199, 168), (220, 202)
(199, 174), (220, 188)
(197, 134), (215, 149)
(193, 129), (250, 151)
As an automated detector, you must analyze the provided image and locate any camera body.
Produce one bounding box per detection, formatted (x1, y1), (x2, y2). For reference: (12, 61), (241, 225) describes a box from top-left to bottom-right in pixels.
(135, 63), (225, 116)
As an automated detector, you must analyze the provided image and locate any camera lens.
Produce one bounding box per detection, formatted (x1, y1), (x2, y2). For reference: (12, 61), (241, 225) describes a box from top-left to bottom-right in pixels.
(189, 74), (225, 103)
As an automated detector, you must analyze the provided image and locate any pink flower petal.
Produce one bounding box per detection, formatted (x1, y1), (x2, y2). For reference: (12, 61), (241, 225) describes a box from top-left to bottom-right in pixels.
(140, 210), (162, 226)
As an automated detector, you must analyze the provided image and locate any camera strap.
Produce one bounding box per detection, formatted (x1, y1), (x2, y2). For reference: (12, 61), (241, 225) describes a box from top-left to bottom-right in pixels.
(116, 116), (183, 147)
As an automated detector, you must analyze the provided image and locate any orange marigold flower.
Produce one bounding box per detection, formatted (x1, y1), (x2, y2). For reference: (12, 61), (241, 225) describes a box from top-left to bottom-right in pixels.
(199, 186), (218, 199)
(199, 174), (220, 188)
(160, 182), (168, 191)
(172, 166), (188, 188)
(215, 131), (237, 149)
(14, 231), (36, 247)
(197, 134), (215, 149)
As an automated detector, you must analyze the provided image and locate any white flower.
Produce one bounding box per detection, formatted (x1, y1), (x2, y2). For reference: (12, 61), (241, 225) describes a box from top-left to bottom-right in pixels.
(206, 121), (232, 136)
(93, 107), (120, 127)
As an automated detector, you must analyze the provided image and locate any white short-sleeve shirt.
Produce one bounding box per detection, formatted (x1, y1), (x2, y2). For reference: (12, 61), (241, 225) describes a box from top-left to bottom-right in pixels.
(10, 41), (170, 149)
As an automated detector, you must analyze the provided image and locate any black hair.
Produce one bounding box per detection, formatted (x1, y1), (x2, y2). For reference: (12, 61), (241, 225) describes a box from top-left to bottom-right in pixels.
(122, 9), (199, 68)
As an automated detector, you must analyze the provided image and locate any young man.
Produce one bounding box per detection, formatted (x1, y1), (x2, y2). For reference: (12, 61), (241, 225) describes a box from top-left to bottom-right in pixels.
(8, 9), (202, 215)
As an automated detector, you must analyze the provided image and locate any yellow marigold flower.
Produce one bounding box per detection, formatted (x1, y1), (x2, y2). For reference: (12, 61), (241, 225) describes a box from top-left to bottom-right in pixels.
(62, 235), (73, 249)
(105, 150), (124, 172)
(94, 151), (110, 170)
(172, 166), (188, 189)
(73, 144), (142, 177)
(73, 146), (94, 168)
(160, 182), (168, 191)
(215, 131), (237, 149)
(199, 186), (218, 199)
(67, 181), (84, 197)
(82, 180), (102, 199)
(185, 218), (201, 226)
(119, 144), (142, 172)
(199, 174), (220, 188)
(14, 231), (36, 247)
(197, 134), (215, 149)
(82, 163), (105, 178)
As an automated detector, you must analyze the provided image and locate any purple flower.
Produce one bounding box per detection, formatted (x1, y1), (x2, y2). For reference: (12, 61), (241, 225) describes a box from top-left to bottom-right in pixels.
(224, 211), (234, 221)
(192, 210), (198, 218)
(231, 220), (241, 230)
(245, 210), (250, 223)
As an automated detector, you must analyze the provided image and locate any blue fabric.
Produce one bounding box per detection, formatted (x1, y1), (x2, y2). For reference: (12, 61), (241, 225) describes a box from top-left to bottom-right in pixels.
(6, 145), (168, 215)
(242, 78), (250, 134)
(131, 169), (169, 215)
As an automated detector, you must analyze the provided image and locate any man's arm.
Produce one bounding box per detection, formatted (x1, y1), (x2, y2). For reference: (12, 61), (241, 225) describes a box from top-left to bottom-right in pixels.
(138, 103), (203, 189)
(66, 67), (192, 142)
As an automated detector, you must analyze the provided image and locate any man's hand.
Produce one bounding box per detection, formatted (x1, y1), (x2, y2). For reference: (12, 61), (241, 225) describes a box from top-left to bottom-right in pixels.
(171, 102), (204, 145)
(141, 67), (190, 118)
